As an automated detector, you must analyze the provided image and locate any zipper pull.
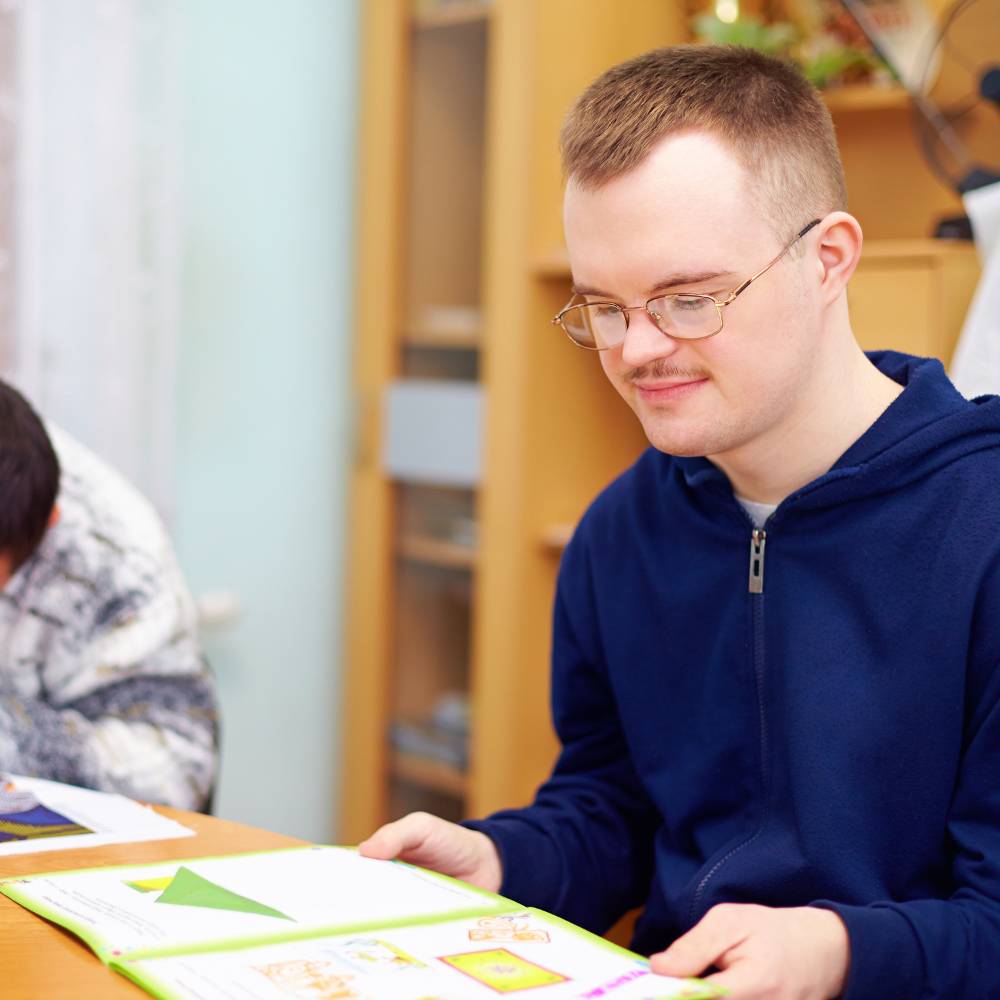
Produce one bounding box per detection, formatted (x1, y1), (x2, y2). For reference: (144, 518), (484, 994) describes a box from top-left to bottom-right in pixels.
(748, 528), (766, 593)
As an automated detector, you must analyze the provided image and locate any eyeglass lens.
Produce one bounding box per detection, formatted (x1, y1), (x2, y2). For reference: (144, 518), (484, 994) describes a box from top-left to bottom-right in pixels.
(560, 295), (721, 349)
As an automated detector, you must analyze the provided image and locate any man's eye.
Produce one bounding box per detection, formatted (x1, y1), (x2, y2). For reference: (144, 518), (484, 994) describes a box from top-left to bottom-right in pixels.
(672, 295), (711, 312)
(590, 304), (621, 319)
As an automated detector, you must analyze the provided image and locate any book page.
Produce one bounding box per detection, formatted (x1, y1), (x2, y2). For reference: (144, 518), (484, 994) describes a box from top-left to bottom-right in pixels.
(0, 773), (192, 856)
(0, 845), (511, 962)
(117, 908), (721, 1000)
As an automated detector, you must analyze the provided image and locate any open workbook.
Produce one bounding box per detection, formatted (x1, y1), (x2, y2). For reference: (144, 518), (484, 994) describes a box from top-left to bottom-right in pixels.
(0, 845), (722, 999)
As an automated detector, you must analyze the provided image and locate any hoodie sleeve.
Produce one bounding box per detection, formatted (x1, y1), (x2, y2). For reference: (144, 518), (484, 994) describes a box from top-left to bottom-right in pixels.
(814, 559), (1000, 999)
(464, 526), (661, 934)
(0, 577), (219, 812)
(0, 670), (218, 812)
(0, 486), (219, 811)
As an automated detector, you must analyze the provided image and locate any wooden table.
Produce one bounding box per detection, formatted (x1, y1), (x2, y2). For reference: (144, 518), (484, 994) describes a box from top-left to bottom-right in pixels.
(0, 807), (309, 998)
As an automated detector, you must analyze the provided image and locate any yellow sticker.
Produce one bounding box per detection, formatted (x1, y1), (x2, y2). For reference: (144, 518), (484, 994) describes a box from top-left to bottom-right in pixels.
(438, 948), (568, 992)
(124, 876), (175, 894)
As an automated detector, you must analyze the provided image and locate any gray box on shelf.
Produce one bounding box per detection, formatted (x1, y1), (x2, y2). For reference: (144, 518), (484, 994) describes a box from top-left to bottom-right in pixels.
(383, 380), (483, 487)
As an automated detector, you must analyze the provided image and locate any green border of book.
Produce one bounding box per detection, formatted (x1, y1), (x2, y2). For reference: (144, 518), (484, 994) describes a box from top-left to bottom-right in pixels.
(111, 961), (180, 1000)
(2, 847), (723, 999)
(0, 845), (516, 964)
(113, 905), (722, 1000)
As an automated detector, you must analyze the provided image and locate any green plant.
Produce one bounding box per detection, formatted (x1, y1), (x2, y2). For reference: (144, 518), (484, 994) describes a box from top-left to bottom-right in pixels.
(691, 14), (799, 57)
(800, 46), (879, 88)
(692, 12), (885, 90)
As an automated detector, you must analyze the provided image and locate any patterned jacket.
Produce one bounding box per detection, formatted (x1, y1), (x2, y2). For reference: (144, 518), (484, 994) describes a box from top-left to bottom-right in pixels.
(0, 426), (219, 810)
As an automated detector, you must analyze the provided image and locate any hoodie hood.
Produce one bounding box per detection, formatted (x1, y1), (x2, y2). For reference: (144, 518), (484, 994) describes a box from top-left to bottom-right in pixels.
(675, 351), (1000, 515)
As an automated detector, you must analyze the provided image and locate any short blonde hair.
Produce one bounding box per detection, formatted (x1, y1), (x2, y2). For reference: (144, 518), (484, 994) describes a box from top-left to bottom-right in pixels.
(561, 45), (847, 238)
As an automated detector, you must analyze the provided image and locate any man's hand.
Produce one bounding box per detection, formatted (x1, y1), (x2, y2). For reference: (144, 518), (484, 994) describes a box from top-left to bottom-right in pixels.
(358, 811), (503, 893)
(651, 903), (850, 999)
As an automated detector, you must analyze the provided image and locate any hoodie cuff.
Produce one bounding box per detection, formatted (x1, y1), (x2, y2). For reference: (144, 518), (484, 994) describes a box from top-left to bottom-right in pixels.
(812, 901), (924, 1000)
(462, 815), (565, 910)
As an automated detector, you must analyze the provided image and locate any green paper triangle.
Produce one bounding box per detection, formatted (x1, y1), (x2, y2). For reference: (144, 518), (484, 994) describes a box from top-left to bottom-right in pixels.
(154, 866), (294, 921)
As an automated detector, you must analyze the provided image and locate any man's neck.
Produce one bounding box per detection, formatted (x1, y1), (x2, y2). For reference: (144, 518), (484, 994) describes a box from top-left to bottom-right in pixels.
(709, 343), (904, 506)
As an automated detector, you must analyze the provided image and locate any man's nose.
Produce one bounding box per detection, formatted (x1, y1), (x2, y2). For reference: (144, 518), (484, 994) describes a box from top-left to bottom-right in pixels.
(619, 308), (681, 369)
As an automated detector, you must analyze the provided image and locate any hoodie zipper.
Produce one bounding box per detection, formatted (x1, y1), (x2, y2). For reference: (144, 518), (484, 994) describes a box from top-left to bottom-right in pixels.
(748, 528), (766, 593)
(688, 522), (771, 924)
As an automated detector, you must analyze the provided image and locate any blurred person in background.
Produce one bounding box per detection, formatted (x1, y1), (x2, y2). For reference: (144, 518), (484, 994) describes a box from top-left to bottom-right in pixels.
(0, 380), (218, 810)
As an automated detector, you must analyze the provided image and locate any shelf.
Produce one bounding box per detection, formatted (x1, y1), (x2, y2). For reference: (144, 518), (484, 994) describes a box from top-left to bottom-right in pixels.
(403, 325), (482, 349)
(821, 85), (910, 113)
(399, 534), (477, 569)
(853, 238), (977, 260)
(540, 523), (574, 552)
(391, 750), (468, 798)
(412, 0), (492, 29)
(405, 306), (483, 348)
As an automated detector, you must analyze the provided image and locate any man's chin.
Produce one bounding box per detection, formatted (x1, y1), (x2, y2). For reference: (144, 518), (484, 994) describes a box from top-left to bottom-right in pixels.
(639, 420), (715, 458)
(647, 438), (711, 458)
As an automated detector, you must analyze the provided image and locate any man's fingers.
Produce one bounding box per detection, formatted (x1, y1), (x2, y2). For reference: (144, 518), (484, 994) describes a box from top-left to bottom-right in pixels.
(650, 903), (751, 978)
(356, 827), (398, 859)
(701, 959), (778, 1000)
(649, 928), (720, 978)
(357, 812), (435, 860)
(358, 813), (502, 892)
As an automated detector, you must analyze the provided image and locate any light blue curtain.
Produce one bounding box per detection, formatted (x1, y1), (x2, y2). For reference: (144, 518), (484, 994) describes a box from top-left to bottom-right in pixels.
(4, 0), (179, 517)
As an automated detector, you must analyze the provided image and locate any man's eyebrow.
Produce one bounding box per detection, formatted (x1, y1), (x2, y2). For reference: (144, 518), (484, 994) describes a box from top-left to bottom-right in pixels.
(571, 271), (735, 299)
(649, 271), (734, 294)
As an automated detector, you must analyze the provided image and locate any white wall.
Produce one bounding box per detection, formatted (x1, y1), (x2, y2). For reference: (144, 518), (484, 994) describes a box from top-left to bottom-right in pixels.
(174, 0), (359, 841)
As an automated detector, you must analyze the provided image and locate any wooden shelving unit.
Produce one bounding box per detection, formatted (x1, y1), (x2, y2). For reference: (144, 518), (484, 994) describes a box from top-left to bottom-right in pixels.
(391, 751), (469, 798)
(399, 535), (477, 570)
(412, 0), (492, 30)
(821, 84), (910, 112)
(539, 523), (574, 552)
(340, 0), (988, 848)
(341, 0), (682, 846)
(402, 327), (482, 350)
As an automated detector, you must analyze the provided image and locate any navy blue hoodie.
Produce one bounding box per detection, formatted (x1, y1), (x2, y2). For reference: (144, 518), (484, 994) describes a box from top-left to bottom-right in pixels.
(468, 353), (1000, 999)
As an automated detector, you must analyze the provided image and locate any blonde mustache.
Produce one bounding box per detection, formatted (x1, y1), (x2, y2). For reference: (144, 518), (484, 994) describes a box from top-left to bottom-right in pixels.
(625, 363), (710, 383)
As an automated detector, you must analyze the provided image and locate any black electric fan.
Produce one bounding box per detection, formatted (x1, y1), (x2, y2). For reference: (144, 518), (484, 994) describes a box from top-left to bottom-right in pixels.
(840, 0), (1000, 234)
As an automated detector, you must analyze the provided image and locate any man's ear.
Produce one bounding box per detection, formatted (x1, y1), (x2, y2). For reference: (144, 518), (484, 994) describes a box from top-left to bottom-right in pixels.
(814, 212), (863, 307)
(48, 504), (61, 529)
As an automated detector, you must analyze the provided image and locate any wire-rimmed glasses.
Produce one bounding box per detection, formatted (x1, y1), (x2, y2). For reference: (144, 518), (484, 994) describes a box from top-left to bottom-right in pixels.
(552, 219), (821, 351)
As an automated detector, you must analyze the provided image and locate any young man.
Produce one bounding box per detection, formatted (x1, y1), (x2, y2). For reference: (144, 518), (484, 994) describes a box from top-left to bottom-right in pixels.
(0, 380), (218, 810)
(360, 47), (1000, 998)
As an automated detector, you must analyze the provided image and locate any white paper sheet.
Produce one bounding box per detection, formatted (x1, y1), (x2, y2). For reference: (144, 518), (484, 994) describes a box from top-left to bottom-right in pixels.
(950, 181), (1000, 399)
(0, 773), (193, 856)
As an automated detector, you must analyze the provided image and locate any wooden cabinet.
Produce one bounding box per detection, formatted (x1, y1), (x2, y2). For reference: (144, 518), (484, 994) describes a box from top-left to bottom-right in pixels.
(340, 0), (682, 844)
(850, 240), (980, 360)
(339, 0), (985, 845)
(342, 0), (491, 841)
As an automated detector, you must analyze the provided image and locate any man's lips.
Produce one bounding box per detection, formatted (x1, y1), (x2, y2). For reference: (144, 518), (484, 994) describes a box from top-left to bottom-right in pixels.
(632, 377), (709, 401)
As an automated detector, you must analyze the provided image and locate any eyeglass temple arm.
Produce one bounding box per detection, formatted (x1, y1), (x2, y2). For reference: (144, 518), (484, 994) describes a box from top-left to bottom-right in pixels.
(723, 218), (822, 304)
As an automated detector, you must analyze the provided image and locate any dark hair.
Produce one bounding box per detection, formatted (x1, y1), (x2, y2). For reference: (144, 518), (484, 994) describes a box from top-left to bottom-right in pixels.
(561, 45), (847, 238)
(0, 381), (60, 569)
